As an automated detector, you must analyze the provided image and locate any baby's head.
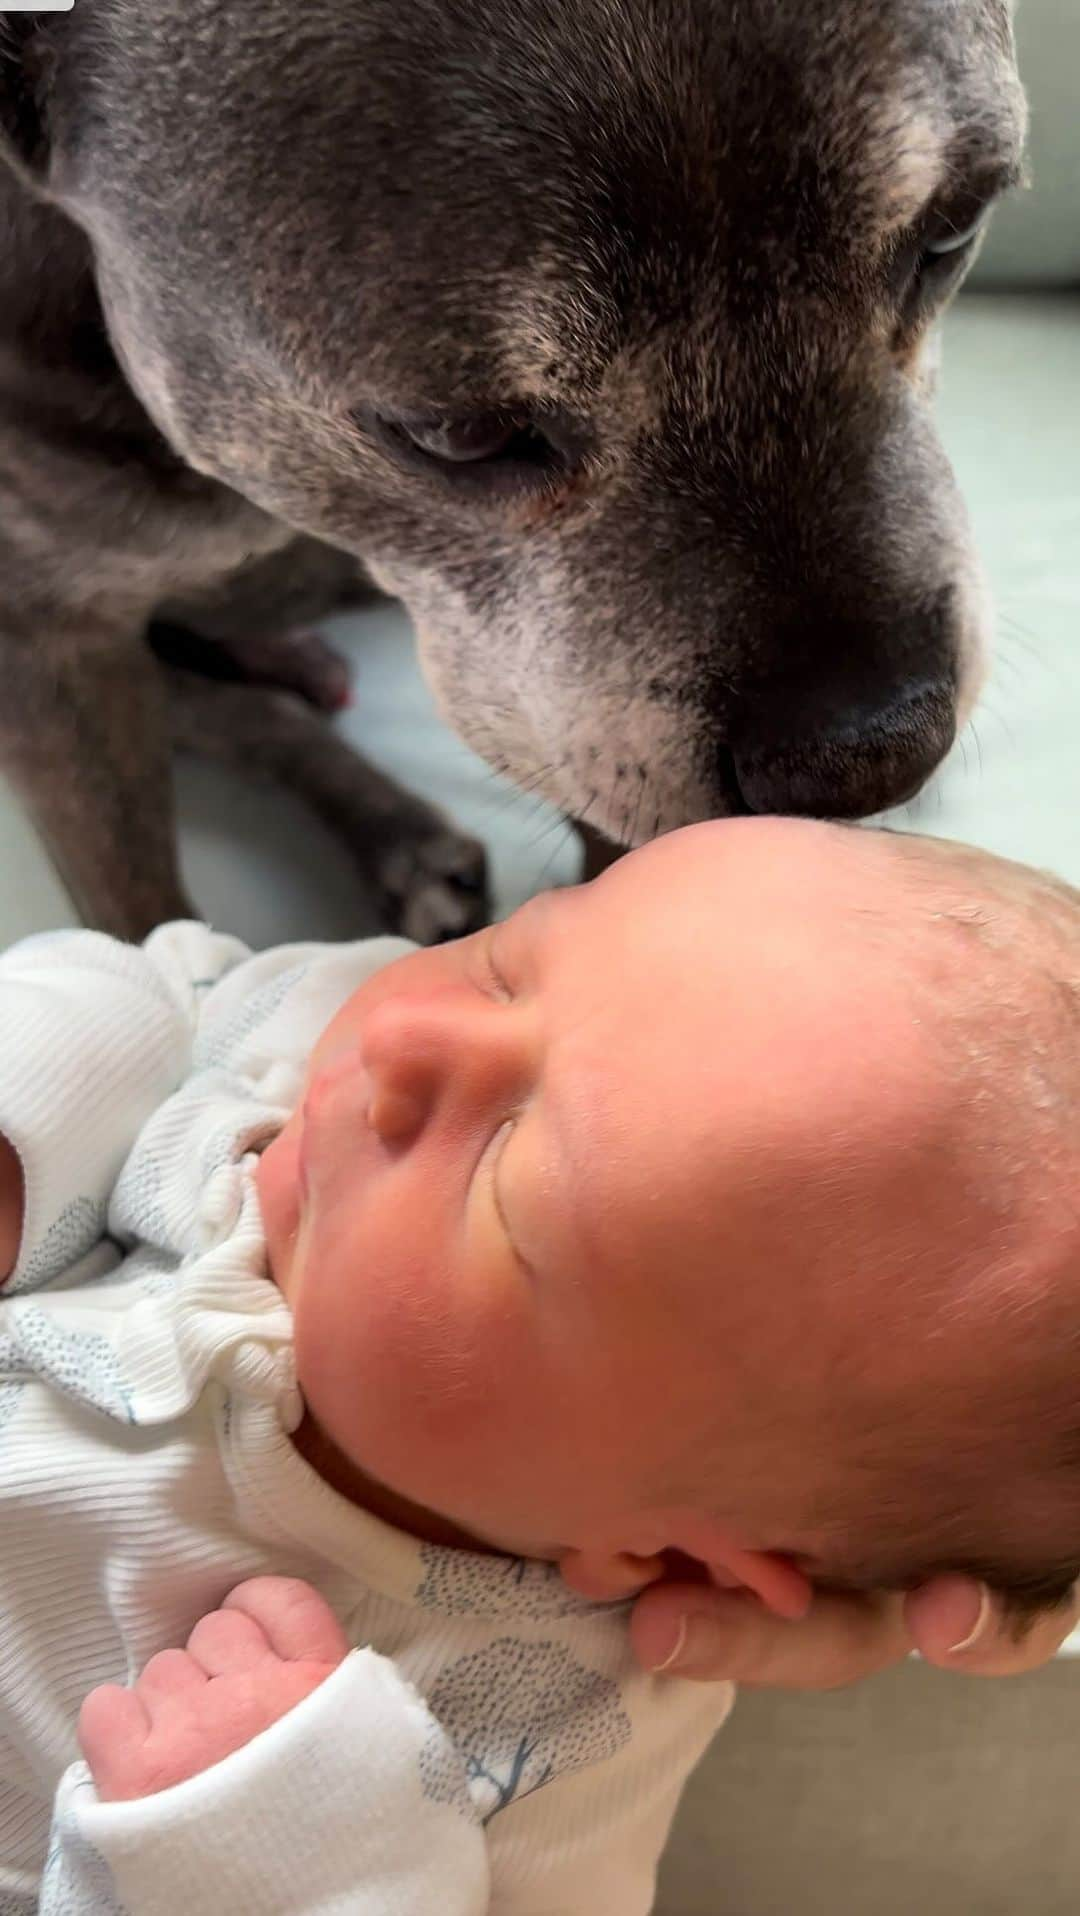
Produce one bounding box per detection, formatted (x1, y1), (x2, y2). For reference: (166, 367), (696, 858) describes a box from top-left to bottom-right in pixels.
(258, 819), (1080, 1624)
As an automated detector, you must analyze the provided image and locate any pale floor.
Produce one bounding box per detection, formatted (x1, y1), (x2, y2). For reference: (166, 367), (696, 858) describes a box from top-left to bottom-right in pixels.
(2, 293), (1079, 1912)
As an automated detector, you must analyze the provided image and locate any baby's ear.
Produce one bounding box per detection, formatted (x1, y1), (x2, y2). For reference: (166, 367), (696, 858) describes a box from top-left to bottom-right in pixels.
(559, 1515), (813, 1618)
(559, 1547), (669, 1603)
(645, 1510), (811, 1617)
(705, 1542), (813, 1620)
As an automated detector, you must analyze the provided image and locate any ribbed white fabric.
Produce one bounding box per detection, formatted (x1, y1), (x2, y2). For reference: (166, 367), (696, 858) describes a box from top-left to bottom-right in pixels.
(0, 925), (732, 1915)
(43, 1654), (490, 1916)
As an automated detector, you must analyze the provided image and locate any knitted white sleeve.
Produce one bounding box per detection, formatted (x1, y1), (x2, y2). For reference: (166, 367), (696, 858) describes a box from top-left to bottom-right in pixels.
(42, 1651), (490, 1916)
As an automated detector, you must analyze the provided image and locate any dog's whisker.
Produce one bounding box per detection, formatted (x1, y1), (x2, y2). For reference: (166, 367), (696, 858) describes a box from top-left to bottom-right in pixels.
(511, 763), (560, 801)
(989, 650), (1023, 689)
(574, 791), (598, 836)
(600, 770), (620, 847)
(995, 616), (1061, 683)
(536, 819), (578, 890)
(525, 808), (574, 863)
(627, 765), (648, 848)
(970, 721), (986, 782)
(976, 694), (1018, 755)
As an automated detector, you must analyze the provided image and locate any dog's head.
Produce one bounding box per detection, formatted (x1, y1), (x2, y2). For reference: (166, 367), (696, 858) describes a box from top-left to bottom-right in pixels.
(2, 0), (1027, 838)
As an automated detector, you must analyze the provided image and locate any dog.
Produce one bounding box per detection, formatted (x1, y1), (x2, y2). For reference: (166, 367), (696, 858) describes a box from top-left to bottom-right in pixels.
(0, 1), (1027, 942)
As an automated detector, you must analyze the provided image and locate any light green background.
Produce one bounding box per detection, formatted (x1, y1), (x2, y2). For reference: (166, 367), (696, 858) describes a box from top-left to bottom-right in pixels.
(974, 0), (1080, 286)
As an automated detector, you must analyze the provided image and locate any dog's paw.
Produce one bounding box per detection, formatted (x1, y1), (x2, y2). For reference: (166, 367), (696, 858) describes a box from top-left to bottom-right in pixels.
(150, 623), (353, 713)
(375, 825), (490, 944)
(219, 628), (353, 713)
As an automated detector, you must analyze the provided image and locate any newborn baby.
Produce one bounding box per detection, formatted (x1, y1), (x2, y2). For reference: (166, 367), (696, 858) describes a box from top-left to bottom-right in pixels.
(263, 812), (1080, 1616)
(1, 818), (1078, 1915)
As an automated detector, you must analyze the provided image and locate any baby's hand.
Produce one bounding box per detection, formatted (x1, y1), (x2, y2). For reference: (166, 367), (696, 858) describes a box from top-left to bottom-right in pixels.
(78, 1578), (349, 1802)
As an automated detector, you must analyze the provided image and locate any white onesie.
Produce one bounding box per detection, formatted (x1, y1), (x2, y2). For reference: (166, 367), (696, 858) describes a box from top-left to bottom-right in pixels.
(0, 923), (732, 1916)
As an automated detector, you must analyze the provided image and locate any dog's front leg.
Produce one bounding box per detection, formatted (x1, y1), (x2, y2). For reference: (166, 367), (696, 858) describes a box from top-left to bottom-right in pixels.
(0, 616), (193, 939)
(164, 669), (489, 945)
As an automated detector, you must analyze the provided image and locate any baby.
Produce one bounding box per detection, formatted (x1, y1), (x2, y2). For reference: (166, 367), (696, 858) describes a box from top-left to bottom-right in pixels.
(1, 816), (1079, 1915)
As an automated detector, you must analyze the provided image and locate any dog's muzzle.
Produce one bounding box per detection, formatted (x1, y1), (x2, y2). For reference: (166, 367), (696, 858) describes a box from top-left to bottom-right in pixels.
(727, 678), (957, 819)
(722, 587), (963, 819)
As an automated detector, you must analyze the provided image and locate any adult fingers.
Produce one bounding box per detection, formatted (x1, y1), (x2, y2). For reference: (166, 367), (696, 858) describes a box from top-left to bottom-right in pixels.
(905, 1576), (1080, 1677)
(630, 1581), (911, 1690)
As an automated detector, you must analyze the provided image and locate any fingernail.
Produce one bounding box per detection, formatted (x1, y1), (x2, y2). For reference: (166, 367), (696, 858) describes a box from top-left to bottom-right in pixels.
(948, 1583), (993, 1655)
(647, 1615), (689, 1674)
(647, 1612), (723, 1678)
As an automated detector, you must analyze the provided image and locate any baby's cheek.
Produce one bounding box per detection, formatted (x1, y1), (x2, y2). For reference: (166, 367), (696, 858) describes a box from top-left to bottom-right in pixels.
(370, 1259), (521, 1437)
(293, 1223), (500, 1463)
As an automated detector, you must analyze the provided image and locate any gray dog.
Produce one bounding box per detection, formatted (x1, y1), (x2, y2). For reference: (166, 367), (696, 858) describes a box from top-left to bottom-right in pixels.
(0, 1), (1026, 942)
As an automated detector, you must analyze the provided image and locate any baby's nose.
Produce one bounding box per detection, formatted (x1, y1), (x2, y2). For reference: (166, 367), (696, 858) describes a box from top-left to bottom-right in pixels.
(361, 991), (524, 1144)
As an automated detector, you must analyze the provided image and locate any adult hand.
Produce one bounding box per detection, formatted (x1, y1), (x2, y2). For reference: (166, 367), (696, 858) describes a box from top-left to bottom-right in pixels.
(630, 1574), (1080, 1689)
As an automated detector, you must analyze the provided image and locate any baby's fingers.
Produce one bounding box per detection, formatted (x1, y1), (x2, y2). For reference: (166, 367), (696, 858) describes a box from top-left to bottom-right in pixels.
(187, 1606), (276, 1677)
(222, 1576), (349, 1666)
(134, 1647), (208, 1708)
(77, 1683), (151, 1799)
(905, 1576), (1080, 1677)
(631, 1582), (910, 1690)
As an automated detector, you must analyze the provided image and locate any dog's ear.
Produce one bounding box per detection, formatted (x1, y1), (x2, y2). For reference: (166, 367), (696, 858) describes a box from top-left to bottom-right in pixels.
(0, 14), (64, 189)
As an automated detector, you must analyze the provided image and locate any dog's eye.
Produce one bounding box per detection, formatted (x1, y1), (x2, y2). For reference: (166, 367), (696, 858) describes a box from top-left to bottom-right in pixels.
(398, 415), (532, 465)
(910, 206), (991, 289)
(922, 216), (987, 259)
(896, 205), (990, 316)
(359, 404), (573, 493)
(897, 160), (1020, 316)
(920, 213), (988, 265)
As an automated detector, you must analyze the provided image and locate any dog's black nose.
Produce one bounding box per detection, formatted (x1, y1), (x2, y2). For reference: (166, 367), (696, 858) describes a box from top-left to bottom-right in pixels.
(730, 681), (957, 820)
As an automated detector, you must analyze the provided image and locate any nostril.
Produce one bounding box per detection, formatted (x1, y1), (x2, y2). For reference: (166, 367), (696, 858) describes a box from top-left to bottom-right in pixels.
(731, 682), (957, 821)
(361, 1006), (437, 1144)
(367, 1082), (427, 1144)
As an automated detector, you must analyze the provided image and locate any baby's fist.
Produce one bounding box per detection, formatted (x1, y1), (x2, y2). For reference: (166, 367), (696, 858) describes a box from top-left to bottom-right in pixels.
(79, 1578), (349, 1802)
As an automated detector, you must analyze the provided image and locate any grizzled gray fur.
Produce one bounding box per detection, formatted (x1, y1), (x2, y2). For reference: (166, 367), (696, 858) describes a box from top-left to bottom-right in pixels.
(0, 2), (1026, 938)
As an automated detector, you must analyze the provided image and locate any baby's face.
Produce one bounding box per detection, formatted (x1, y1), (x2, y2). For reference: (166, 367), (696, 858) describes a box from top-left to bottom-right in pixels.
(260, 846), (747, 1563)
(257, 818), (1016, 1576)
